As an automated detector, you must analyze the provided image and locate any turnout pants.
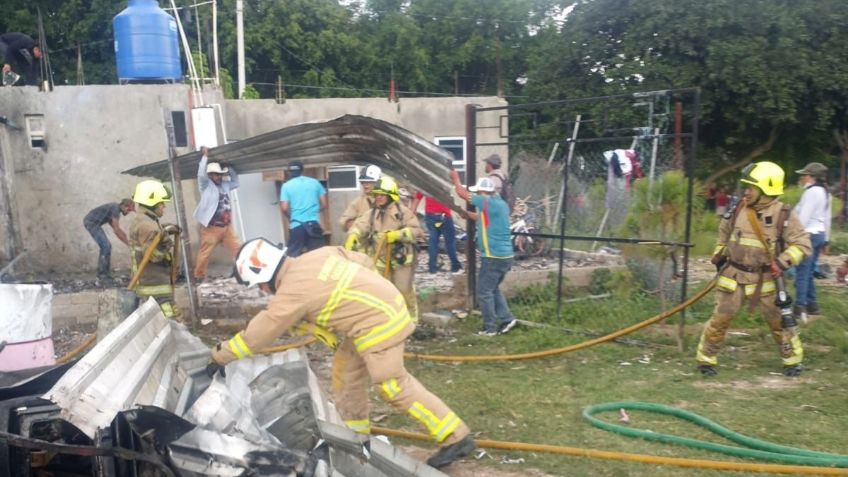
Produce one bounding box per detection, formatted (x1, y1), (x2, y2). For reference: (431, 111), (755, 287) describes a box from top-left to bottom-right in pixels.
(390, 264), (418, 322)
(696, 285), (803, 367)
(194, 224), (240, 278)
(331, 338), (469, 446)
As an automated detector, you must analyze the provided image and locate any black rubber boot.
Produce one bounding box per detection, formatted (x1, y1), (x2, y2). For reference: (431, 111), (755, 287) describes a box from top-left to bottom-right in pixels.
(697, 365), (717, 376)
(783, 365), (803, 377)
(426, 435), (476, 469)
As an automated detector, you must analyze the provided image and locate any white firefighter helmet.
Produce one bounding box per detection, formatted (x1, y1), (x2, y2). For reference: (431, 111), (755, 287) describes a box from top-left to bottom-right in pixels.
(358, 164), (381, 183)
(234, 238), (287, 288)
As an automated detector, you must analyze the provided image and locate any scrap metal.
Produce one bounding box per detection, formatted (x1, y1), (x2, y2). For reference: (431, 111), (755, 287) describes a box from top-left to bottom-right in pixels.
(122, 114), (462, 211)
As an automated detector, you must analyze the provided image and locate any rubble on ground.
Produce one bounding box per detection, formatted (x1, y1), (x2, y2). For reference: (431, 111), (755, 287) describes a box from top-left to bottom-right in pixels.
(1, 299), (450, 477)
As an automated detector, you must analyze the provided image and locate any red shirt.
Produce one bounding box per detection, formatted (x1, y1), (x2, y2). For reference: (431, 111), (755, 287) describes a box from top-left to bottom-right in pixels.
(415, 192), (452, 216)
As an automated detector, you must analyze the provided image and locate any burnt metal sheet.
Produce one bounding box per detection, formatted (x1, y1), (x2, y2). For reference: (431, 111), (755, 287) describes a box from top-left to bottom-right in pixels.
(121, 115), (461, 211)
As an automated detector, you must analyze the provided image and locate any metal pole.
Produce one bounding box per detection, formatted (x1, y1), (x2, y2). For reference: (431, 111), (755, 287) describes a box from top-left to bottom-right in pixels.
(212, 0), (220, 86)
(236, 0), (246, 98)
(556, 115), (581, 320)
(678, 90), (699, 350)
(465, 104), (477, 311)
(648, 127), (660, 193)
(164, 111), (199, 323)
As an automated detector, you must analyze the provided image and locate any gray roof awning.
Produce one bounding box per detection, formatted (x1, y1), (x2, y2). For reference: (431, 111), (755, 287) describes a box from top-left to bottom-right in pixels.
(122, 115), (461, 210)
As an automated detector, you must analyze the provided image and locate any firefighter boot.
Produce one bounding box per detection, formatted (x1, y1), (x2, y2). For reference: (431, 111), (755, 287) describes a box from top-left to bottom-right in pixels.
(697, 365), (717, 377)
(426, 435), (476, 469)
(783, 365), (803, 377)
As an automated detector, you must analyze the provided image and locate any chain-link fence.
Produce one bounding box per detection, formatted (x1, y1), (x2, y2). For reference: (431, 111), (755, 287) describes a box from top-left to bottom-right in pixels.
(467, 89), (702, 326)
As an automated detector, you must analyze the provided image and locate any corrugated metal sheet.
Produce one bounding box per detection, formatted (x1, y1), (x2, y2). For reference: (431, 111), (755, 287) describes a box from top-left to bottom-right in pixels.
(40, 298), (451, 476)
(121, 114), (461, 210)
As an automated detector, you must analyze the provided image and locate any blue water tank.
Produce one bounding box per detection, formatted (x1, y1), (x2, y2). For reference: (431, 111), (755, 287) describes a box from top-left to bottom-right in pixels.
(113, 0), (182, 83)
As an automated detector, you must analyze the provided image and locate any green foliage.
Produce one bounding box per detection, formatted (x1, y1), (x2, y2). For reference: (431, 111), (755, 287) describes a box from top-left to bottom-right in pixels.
(829, 231), (848, 254)
(241, 83), (260, 99)
(588, 267), (612, 295)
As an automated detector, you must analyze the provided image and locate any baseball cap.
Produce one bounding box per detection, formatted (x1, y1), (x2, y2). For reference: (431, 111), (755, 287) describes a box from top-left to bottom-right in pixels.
(288, 160), (304, 172)
(468, 177), (496, 192)
(795, 162), (827, 178)
(484, 154), (502, 168)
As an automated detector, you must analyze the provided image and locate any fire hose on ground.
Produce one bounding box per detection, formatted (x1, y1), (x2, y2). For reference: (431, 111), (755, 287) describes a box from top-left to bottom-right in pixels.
(54, 279), (848, 474)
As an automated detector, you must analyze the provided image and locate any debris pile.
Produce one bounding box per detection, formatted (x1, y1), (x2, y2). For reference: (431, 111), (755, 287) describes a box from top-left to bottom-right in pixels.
(0, 299), (447, 477)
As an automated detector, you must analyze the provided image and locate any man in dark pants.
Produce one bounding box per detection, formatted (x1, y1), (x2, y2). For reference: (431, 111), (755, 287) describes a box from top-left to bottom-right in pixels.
(279, 160), (327, 257)
(0, 33), (42, 86)
(83, 199), (135, 283)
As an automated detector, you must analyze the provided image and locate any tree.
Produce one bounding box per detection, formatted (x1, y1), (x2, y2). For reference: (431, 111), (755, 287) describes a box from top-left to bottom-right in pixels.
(524, 0), (848, 183)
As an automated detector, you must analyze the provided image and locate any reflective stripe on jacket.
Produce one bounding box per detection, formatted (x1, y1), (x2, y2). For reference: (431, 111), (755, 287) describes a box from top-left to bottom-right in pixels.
(129, 208), (173, 290)
(212, 247), (415, 365)
(714, 198), (811, 285)
(351, 202), (422, 268)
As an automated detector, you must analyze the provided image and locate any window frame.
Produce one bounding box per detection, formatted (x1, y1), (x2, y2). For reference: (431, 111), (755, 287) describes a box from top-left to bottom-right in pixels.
(435, 136), (467, 185)
(327, 165), (361, 191)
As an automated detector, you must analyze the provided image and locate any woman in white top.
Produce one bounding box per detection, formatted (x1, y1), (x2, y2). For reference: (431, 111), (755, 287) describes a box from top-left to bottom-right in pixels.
(793, 162), (832, 320)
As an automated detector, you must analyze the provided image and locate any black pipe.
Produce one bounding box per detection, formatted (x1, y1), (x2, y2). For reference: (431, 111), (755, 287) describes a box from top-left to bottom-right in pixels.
(510, 232), (693, 248)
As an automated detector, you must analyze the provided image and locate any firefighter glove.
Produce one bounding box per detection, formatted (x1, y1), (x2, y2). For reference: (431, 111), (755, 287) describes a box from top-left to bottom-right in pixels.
(205, 358), (225, 378)
(711, 255), (727, 272)
(294, 323), (339, 351)
(344, 233), (360, 251)
(385, 229), (404, 243)
(163, 224), (181, 235)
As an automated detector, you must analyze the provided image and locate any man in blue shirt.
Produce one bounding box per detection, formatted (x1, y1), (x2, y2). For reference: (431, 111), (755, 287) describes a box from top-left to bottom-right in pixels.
(451, 171), (518, 336)
(280, 160), (327, 257)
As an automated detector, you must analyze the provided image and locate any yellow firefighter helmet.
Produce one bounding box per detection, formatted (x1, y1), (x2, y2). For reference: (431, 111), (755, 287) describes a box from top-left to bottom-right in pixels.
(740, 161), (784, 196)
(133, 180), (172, 207)
(371, 176), (400, 202)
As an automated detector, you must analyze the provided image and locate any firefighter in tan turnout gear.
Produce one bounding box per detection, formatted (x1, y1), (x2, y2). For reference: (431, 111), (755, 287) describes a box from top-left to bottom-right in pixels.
(344, 176), (423, 321)
(208, 239), (476, 469)
(697, 162), (811, 377)
(338, 164), (381, 231)
(128, 180), (181, 318)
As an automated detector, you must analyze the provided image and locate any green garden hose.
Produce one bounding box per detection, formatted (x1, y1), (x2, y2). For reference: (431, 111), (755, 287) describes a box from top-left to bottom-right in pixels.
(583, 402), (848, 468)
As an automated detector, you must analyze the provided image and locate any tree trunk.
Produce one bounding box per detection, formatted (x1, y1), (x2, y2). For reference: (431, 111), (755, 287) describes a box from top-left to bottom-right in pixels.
(703, 128), (780, 188)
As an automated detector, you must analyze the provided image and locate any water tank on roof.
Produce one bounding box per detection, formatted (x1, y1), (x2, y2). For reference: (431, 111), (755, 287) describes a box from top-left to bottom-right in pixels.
(113, 0), (182, 83)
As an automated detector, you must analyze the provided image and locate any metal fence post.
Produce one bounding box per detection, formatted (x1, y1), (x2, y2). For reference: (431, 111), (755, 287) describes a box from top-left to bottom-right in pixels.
(465, 104), (478, 311)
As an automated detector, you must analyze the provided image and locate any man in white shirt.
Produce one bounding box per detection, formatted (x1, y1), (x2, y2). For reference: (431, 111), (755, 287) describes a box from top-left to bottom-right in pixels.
(793, 162), (831, 320)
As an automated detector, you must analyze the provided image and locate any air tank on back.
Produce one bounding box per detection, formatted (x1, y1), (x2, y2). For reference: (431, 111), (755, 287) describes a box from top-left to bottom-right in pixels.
(113, 0), (182, 83)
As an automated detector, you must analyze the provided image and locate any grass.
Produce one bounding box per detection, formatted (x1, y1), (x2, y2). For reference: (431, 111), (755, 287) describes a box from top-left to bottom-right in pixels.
(379, 281), (848, 476)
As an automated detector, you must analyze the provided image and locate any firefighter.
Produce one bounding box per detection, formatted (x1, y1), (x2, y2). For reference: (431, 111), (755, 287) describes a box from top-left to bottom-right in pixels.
(207, 239), (476, 469)
(129, 180), (181, 318)
(344, 176), (423, 321)
(698, 162), (811, 377)
(339, 164), (381, 232)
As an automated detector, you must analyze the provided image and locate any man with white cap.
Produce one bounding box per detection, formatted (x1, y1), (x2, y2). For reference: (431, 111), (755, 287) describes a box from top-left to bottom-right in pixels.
(193, 146), (241, 283)
(450, 171), (518, 336)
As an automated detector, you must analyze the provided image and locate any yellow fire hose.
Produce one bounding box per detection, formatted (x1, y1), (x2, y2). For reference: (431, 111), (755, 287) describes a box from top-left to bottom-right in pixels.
(55, 334), (98, 364)
(127, 232), (164, 291)
(372, 426), (848, 476)
(404, 279), (717, 362)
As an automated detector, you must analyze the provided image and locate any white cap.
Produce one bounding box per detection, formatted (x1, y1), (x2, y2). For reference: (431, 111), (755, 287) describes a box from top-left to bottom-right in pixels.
(207, 162), (229, 174)
(468, 177), (496, 192)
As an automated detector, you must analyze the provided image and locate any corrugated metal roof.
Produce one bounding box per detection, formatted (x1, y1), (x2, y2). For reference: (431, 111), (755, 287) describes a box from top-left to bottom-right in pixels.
(122, 114), (461, 210)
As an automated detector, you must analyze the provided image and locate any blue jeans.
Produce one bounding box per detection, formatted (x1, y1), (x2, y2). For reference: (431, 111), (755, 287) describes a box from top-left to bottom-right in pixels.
(85, 222), (111, 276)
(794, 232), (826, 307)
(286, 222), (324, 257)
(425, 214), (461, 273)
(478, 257), (515, 332)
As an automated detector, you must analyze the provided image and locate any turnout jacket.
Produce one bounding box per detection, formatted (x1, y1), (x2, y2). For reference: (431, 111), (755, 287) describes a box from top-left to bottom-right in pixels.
(129, 208), (174, 289)
(350, 202), (422, 267)
(338, 195), (374, 229)
(213, 246), (415, 365)
(712, 197), (811, 292)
